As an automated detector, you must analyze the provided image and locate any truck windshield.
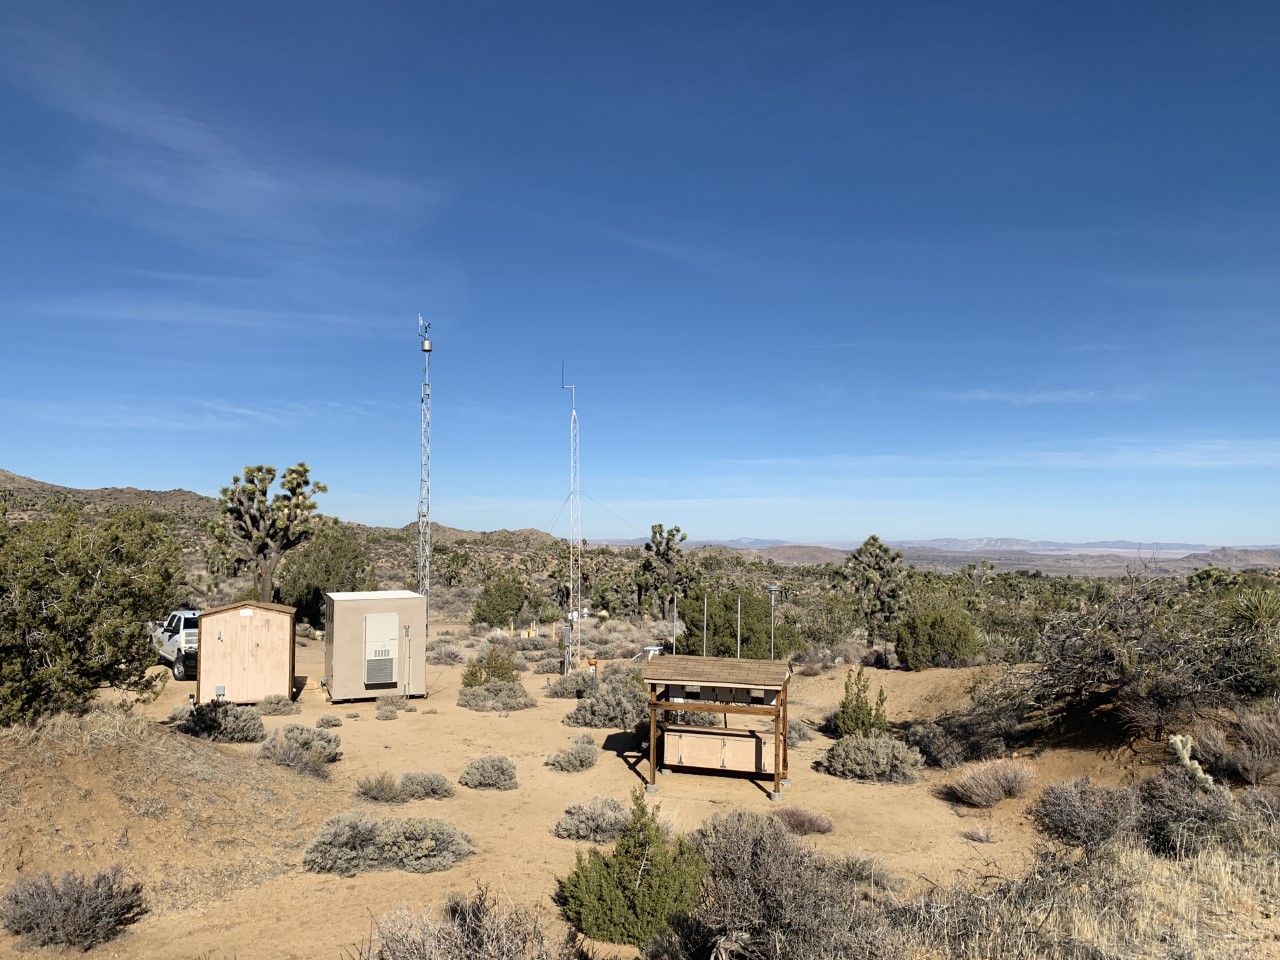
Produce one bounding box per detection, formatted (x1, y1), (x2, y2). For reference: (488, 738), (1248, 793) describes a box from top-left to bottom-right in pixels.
(182, 617), (200, 631)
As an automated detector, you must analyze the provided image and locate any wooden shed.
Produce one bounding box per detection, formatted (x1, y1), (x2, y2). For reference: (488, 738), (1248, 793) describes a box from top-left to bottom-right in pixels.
(196, 601), (296, 705)
(641, 655), (791, 800)
(324, 590), (427, 702)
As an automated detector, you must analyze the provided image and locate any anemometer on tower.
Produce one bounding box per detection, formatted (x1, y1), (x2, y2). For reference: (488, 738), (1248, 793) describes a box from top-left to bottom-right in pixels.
(562, 365), (582, 672)
(418, 316), (432, 637)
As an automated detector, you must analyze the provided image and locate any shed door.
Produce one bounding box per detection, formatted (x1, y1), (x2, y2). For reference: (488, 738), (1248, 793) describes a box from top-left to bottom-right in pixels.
(363, 612), (399, 685)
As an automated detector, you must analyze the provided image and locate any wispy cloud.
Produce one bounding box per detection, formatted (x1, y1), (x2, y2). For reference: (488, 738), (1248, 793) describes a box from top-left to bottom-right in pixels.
(0, 25), (442, 262)
(1, 396), (381, 431)
(25, 292), (375, 331)
(929, 387), (1138, 405)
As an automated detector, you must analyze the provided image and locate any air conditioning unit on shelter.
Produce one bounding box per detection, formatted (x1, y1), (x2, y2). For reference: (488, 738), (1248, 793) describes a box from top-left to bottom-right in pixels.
(364, 612), (398, 684)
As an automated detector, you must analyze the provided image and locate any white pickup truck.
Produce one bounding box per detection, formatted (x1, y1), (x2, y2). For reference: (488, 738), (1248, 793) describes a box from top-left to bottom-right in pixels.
(154, 609), (202, 681)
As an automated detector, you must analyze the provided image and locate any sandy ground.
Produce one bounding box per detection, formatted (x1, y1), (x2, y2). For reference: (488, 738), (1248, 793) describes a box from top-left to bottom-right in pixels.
(0, 627), (1162, 960)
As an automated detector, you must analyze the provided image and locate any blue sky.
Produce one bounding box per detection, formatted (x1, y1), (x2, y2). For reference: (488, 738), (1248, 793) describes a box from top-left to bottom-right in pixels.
(1, 2), (1277, 545)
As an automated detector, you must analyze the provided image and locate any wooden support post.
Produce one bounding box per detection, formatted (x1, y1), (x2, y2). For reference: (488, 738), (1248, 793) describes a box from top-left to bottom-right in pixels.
(781, 682), (789, 779)
(772, 695), (782, 799)
(648, 688), (658, 788)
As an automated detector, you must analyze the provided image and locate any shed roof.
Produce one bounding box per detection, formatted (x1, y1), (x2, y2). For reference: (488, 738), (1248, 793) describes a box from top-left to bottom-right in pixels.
(202, 600), (296, 617)
(641, 655), (790, 689)
(327, 590), (423, 601)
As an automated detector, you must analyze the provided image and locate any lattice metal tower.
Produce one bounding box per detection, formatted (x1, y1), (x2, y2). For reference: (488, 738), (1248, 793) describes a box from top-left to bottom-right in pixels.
(563, 371), (582, 664)
(417, 318), (433, 635)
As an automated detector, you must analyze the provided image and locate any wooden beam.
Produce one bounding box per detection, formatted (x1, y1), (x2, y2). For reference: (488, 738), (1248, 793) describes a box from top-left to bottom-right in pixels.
(781, 682), (789, 779)
(773, 695), (782, 795)
(648, 702), (658, 786)
(650, 699), (778, 719)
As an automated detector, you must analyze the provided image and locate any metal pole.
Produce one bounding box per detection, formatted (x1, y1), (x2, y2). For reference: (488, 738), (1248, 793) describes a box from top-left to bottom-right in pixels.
(736, 595), (741, 659)
(768, 584), (779, 661)
(702, 592), (707, 657)
(673, 594), (677, 654)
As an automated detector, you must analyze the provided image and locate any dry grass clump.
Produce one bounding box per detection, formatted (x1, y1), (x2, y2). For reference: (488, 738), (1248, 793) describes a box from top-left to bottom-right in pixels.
(425, 644), (465, 665)
(178, 700), (266, 743)
(377, 705), (399, 721)
(457, 681), (536, 713)
(553, 796), (629, 842)
(357, 771), (408, 803)
(771, 806), (834, 836)
(816, 734), (923, 783)
(258, 724), (342, 778)
(547, 735), (598, 772)
(253, 693), (300, 716)
(401, 772), (455, 800)
(0, 708), (164, 752)
(0, 865), (146, 951)
(1195, 710), (1280, 786)
(167, 703), (193, 723)
(355, 885), (581, 960)
(345, 711), (361, 719)
(961, 822), (997, 843)
(786, 719), (815, 747)
(303, 812), (475, 875)
(317, 714), (343, 728)
(946, 759), (1034, 807)
(459, 755), (518, 791)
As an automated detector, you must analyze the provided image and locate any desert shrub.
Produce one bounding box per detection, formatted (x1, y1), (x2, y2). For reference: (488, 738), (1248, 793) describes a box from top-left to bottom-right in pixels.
(178, 700), (266, 743)
(357, 771), (408, 803)
(1030, 777), (1141, 857)
(534, 658), (562, 675)
(817, 734), (922, 783)
(661, 709), (720, 728)
(345, 711), (361, 719)
(657, 809), (900, 960)
(304, 812), (475, 874)
(1137, 766), (1239, 857)
(166, 703), (192, 723)
(827, 667), (888, 739)
(254, 693), (299, 716)
(772, 806), (833, 835)
(554, 796), (629, 842)
(377, 705), (398, 721)
(258, 723), (342, 777)
(548, 734), (598, 772)
(0, 865), (147, 951)
(401, 772), (455, 800)
(355, 885), (581, 960)
(786, 718), (814, 747)
(461, 645), (521, 687)
(927, 671), (1022, 762)
(893, 606), (982, 670)
(1207, 708), (1280, 786)
(547, 671), (593, 699)
(563, 668), (647, 729)
(459, 755), (518, 790)
(456, 680), (536, 712)
(317, 714), (343, 728)
(961, 823), (997, 843)
(902, 722), (966, 769)
(425, 644), (465, 666)
(946, 759), (1034, 807)
(557, 789), (705, 947)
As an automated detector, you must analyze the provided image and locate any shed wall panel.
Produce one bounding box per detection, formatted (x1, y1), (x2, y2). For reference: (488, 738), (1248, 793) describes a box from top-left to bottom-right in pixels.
(324, 591), (427, 701)
(196, 604), (295, 705)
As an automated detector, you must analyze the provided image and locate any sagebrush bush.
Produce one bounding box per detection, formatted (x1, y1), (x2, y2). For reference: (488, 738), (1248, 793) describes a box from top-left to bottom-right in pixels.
(817, 734), (922, 783)
(356, 885), (580, 960)
(557, 790), (705, 947)
(376, 705), (399, 721)
(563, 669), (647, 729)
(357, 771), (408, 803)
(258, 724), (342, 777)
(786, 719), (814, 747)
(946, 759), (1034, 807)
(1137, 766), (1239, 857)
(456, 681), (535, 713)
(893, 606), (983, 670)
(304, 812), (475, 874)
(166, 704), (192, 723)
(459, 755), (518, 790)
(534, 658), (562, 675)
(547, 671), (593, 699)
(662, 809), (900, 960)
(317, 714), (343, 728)
(547, 734), (598, 772)
(903, 722), (967, 769)
(0, 865), (146, 950)
(401, 772), (455, 800)
(178, 700), (266, 743)
(461, 646), (521, 687)
(345, 711), (361, 719)
(254, 693), (300, 716)
(1030, 777), (1141, 857)
(425, 644), (465, 666)
(772, 806), (834, 835)
(554, 796), (629, 842)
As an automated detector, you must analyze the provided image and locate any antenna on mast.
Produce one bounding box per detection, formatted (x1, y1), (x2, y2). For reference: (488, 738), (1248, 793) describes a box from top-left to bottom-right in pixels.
(561, 364), (582, 671)
(417, 316), (433, 649)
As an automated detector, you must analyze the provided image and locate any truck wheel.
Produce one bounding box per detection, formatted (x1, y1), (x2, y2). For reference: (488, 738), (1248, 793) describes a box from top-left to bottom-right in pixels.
(172, 657), (187, 681)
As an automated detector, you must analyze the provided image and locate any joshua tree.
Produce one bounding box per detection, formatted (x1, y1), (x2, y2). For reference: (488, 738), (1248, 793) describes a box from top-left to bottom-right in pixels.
(207, 463), (328, 603)
(842, 534), (907, 649)
(642, 523), (688, 621)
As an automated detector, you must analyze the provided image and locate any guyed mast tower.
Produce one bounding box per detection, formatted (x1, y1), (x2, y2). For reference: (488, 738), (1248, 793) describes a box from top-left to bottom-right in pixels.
(563, 369), (582, 666)
(417, 317), (433, 634)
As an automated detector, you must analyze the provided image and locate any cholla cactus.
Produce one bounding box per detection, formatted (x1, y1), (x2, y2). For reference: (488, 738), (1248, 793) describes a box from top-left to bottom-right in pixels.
(1168, 734), (1215, 791)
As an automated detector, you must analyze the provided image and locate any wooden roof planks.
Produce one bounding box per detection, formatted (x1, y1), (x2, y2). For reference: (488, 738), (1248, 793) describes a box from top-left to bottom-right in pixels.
(641, 655), (790, 690)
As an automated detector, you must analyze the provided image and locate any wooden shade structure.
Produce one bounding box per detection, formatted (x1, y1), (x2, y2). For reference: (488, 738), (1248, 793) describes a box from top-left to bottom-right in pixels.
(196, 601), (296, 705)
(641, 655), (791, 799)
